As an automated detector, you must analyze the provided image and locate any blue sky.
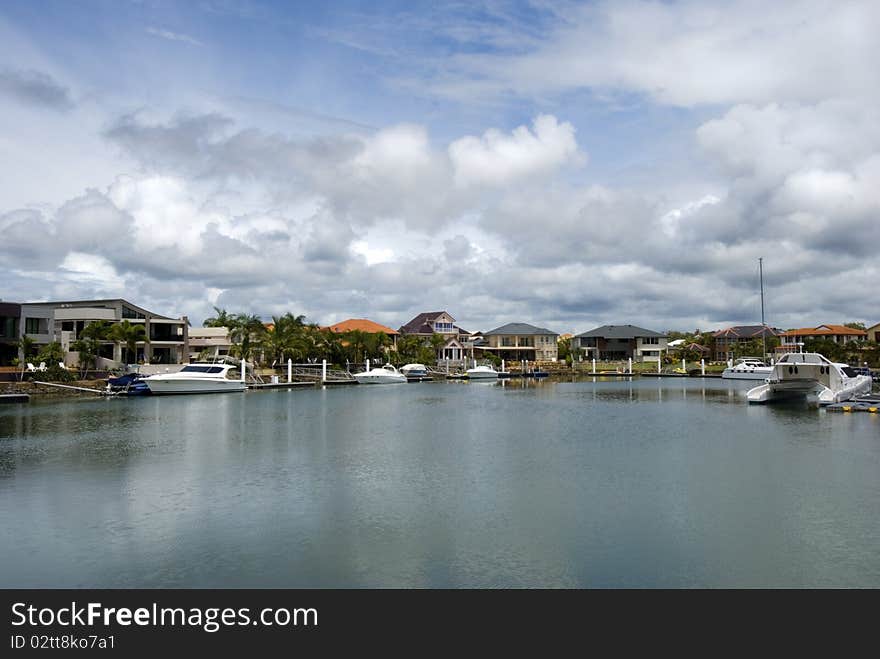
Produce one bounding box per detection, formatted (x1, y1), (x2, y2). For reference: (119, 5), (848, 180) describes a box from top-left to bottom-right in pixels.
(1, 1), (878, 331)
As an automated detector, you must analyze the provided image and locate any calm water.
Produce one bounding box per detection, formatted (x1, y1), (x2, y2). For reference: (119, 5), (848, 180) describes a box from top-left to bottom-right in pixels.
(1, 377), (878, 588)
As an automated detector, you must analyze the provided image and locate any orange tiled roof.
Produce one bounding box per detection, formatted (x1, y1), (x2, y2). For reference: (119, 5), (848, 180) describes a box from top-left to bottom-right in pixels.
(325, 319), (399, 335)
(781, 324), (867, 337)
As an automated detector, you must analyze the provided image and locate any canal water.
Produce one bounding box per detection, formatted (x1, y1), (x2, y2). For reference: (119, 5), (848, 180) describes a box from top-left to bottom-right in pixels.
(1, 378), (878, 588)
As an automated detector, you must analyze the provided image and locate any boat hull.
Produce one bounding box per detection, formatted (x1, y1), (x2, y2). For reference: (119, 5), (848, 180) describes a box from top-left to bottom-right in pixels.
(721, 368), (773, 380)
(746, 353), (872, 404)
(145, 379), (247, 394)
(467, 372), (498, 379)
(353, 375), (406, 384)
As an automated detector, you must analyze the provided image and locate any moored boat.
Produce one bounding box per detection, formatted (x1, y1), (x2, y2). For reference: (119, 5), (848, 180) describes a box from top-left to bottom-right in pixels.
(721, 358), (774, 380)
(400, 363), (428, 377)
(354, 364), (407, 384)
(107, 372), (152, 396)
(747, 352), (872, 405)
(466, 364), (499, 379)
(144, 363), (246, 395)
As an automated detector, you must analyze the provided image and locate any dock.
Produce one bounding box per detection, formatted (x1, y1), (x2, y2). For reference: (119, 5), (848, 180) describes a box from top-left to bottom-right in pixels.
(826, 395), (880, 413)
(248, 381), (316, 390)
(32, 381), (107, 396)
(0, 393), (30, 403)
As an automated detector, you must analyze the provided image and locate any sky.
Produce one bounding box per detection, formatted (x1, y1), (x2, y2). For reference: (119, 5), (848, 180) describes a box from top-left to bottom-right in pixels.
(1, 0), (878, 333)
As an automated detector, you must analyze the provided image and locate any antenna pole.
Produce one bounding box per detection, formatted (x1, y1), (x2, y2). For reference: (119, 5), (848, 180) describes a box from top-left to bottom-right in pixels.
(759, 257), (766, 360)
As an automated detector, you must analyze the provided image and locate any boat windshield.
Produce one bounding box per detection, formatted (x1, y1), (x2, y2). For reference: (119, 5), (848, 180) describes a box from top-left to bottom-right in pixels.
(180, 365), (225, 374)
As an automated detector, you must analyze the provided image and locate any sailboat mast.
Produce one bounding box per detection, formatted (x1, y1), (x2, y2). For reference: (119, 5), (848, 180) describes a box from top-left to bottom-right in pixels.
(759, 257), (766, 359)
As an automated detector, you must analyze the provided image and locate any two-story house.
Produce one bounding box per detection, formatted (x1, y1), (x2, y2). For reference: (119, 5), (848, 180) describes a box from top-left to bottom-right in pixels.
(399, 311), (471, 361)
(777, 324), (867, 354)
(573, 325), (668, 362)
(712, 325), (782, 361)
(19, 298), (189, 365)
(0, 301), (21, 365)
(482, 323), (560, 362)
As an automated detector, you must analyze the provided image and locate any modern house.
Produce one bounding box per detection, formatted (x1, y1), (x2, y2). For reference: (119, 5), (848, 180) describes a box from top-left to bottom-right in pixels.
(326, 318), (399, 350)
(0, 301), (21, 365)
(711, 325), (782, 361)
(777, 324), (868, 353)
(573, 325), (668, 362)
(18, 299), (189, 365)
(399, 311), (472, 361)
(482, 323), (560, 362)
(188, 327), (233, 361)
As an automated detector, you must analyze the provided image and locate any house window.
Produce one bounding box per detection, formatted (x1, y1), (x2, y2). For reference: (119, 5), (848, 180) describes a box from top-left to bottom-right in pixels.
(434, 322), (453, 332)
(642, 337), (659, 345)
(25, 318), (46, 334)
(501, 337), (513, 347)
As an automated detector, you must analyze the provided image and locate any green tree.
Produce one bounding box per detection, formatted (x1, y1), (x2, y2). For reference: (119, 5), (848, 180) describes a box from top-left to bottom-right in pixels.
(395, 335), (423, 362)
(844, 322), (867, 331)
(557, 336), (572, 364)
(36, 341), (64, 366)
(229, 313), (266, 366)
(203, 307), (234, 328)
(14, 335), (36, 381)
(72, 320), (112, 377)
(109, 320), (148, 364)
(803, 338), (845, 362)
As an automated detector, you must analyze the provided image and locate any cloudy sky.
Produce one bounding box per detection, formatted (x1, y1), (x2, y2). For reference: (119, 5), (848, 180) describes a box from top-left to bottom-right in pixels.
(1, 0), (878, 333)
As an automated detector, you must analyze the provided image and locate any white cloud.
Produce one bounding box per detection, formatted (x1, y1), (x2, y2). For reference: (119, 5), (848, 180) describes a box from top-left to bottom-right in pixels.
(427, 0), (880, 108)
(449, 114), (582, 187)
(145, 27), (204, 47)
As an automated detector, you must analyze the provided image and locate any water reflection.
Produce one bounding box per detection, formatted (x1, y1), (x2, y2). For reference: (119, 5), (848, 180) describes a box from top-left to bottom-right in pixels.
(1, 379), (878, 587)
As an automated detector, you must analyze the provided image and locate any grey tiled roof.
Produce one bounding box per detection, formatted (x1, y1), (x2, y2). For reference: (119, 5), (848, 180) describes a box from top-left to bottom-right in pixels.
(574, 324), (666, 339)
(484, 322), (559, 336)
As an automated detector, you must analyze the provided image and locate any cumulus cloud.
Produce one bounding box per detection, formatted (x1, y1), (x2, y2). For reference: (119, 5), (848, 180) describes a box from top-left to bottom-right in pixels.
(3, 1), (880, 332)
(449, 115), (582, 187)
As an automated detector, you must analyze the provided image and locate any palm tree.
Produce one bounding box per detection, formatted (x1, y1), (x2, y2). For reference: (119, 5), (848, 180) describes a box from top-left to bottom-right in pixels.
(203, 307), (234, 328)
(229, 313), (266, 366)
(109, 320), (148, 364)
(430, 332), (447, 363)
(14, 335), (36, 381)
(72, 320), (112, 377)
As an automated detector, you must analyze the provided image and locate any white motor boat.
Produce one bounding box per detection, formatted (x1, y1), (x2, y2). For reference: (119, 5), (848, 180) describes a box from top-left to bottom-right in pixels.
(400, 363), (428, 377)
(354, 364), (407, 384)
(466, 364), (499, 379)
(144, 363), (246, 395)
(747, 352), (872, 405)
(721, 358), (774, 380)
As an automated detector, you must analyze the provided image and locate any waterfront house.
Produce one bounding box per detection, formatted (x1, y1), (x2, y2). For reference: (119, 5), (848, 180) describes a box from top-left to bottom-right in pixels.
(19, 298), (189, 365)
(711, 325), (782, 361)
(573, 325), (667, 362)
(777, 324), (868, 354)
(188, 326), (233, 361)
(398, 311), (472, 361)
(325, 318), (399, 350)
(0, 301), (21, 366)
(482, 323), (560, 362)
(868, 322), (880, 343)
